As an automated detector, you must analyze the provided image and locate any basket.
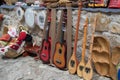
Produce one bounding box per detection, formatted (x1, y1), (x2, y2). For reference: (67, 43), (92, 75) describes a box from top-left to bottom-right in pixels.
(4, 0), (17, 5)
(5, 41), (25, 58)
(5, 48), (22, 58)
(42, 0), (59, 3)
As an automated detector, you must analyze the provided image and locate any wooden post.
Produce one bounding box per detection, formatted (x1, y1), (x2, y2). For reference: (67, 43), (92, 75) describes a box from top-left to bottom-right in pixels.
(50, 9), (57, 65)
(66, 2), (72, 69)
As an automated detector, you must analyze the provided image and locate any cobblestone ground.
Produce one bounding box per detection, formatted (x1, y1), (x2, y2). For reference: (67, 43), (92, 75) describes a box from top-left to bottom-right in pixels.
(0, 56), (111, 80)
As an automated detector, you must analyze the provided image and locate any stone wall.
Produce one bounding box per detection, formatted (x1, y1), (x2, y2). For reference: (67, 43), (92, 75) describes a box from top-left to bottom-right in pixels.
(0, 8), (120, 80)
(1, 8), (120, 62)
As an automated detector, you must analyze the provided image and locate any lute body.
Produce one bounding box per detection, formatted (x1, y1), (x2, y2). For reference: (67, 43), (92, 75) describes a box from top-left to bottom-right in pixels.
(68, 52), (78, 74)
(83, 16), (97, 80)
(68, 2), (82, 74)
(77, 17), (88, 77)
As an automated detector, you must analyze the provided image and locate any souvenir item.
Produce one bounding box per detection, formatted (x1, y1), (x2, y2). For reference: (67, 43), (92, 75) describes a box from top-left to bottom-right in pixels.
(23, 34), (40, 58)
(53, 10), (67, 69)
(16, 7), (24, 21)
(0, 41), (8, 48)
(25, 0), (35, 4)
(82, 16), (97, 80)
(59, 0), (70, 4)
(40, 9), (51, 63)
(2, 26), (9, 35)
(92, 36), (110, 76)
(42, 0), (58, 3)
(0, 34), (11, 42)
(4, 0), (17, 5)
(88, 0), (109, 7)
(4, 30), (27, 58)
(68, 2), (82, 74)
(36, 11), (46, 30)
(77, 17), (88, 77)
(7, 27), (17, 38)
(25, 8), (35, 28)
(109, 0), (120, 8)
(24, 45), (40, 56)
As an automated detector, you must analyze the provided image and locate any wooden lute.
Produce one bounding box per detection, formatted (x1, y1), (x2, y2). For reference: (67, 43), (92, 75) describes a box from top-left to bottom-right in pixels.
(68, 2), (82, 74)
(77, 17), (88, 77)
(83, 16), (97, 80)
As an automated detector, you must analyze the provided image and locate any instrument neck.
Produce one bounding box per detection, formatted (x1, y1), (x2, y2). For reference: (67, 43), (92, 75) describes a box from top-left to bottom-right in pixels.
(81, 26), (88, 60)
(73, 2), (82, 54)
(45, 22), (50, 41)
(89, 16), (97, 60)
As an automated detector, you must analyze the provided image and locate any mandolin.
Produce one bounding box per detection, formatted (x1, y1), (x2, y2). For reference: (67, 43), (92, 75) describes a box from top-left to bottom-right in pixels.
(83, 16), (97, 80)
(68, 2), (82, 74)
(40, 9), (51, 63)
(53, 10), (67, 69)
(77, 17), (88, 77)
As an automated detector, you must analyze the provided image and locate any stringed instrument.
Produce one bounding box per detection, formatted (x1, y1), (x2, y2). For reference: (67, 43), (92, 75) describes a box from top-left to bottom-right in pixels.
(83, 16), (97, 80)
(68, 2), (82, 74)
(77, 17), (88, 77)
(40, 9), (51, 63)
(53, 10), (67, 69)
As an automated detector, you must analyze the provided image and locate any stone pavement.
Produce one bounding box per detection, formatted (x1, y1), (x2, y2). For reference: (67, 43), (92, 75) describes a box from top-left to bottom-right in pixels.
(0, 56), (111, 80)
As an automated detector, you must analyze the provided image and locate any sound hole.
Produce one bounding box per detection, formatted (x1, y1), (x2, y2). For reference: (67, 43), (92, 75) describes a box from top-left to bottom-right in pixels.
(44, 46), (47, 50)
(85, 67), (91, 73)
(70, 60), (75, 67)
(79, 66), (84, 71)
(56, 59), (61, 64)
(59, 49), (62, 54)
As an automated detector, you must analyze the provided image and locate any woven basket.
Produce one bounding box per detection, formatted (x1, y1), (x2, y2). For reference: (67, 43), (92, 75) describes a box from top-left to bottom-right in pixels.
(42, 0), (59, 3)
(5, 41), (25, 58)
(4, 0), (17, 5)
(5, 48), (22, 58)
